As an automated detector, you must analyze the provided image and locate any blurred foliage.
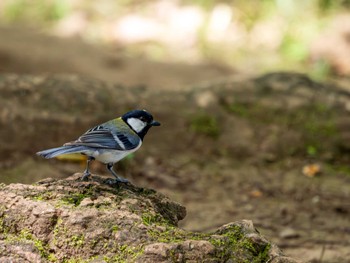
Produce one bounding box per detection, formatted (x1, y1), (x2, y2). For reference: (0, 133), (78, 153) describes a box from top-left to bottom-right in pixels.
(1, 0), (350, 78)
(1, 0), (70, 24)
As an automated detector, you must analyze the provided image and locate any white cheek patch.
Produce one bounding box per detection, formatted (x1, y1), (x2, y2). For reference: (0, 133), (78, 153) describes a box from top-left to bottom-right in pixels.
(127, 118), (147, 133)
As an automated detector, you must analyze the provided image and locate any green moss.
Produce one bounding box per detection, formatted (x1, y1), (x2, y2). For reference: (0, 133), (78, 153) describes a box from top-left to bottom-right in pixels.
(63, 258), (89, 263)
(118, 244), (144, 261)
(30, 191), (56, 201)
(257, 243), (271, 262)
(0, 212), (25, 236)
(52, 218), (70, 248)
(103, 245), (144, 263)
(143, 222), (271, 262)
(32, 195), (45, 201)
(238, 238), (271, 262)
(70, 234), (85, 247)
(52, 218), (86, 250)
(141, 213), (164, 226)
(190, 114), (220, 138)
(168, 249), (178, 262)
(53, 218), (64, 234)
(147, 228), (183, 243)
(137, 188), (157, 196)
(0, 217), (8, 234)
(61, 193), (87, 206)
(111, 225), (119, 233)
(60, 186), (96, 206)
(50, 217), (144, 262)
(3, 228), (50, 259)
(48, 253), (58, 262)
(209, 225), (271, 262)
(147, 222), (207, 243)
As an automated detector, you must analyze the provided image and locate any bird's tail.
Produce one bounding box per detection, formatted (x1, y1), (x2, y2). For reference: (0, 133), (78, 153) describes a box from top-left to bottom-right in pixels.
(36, 145), (88, 159)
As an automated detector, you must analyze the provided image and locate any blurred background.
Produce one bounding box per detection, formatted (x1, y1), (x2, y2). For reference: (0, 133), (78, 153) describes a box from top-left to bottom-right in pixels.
(1, 1), (350, 262)
(1, 0), (350, 78)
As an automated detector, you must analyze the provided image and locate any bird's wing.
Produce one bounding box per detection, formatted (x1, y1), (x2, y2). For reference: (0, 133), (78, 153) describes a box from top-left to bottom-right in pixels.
(64, 121), (140, 151)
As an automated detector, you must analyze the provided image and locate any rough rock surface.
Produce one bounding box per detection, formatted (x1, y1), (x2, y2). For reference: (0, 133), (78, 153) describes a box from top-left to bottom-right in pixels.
(0, 174), (298, 262)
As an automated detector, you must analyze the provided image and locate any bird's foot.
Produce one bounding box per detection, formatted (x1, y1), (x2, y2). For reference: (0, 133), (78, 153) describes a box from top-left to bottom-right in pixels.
(116, 177), (129, 183)
(105, 177), (129, 185)
(81, 172), (91, 181)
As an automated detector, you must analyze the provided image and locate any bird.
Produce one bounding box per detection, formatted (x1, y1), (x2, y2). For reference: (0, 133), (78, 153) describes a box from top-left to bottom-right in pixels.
(36, 109), (160, 182)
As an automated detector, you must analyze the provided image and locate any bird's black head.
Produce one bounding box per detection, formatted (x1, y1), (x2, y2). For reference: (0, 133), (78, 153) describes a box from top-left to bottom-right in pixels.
(122, 110), (160, 139)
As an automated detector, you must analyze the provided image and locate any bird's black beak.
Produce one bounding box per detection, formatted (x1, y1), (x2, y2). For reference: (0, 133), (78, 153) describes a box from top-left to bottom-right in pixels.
(151, 120), (161, 126)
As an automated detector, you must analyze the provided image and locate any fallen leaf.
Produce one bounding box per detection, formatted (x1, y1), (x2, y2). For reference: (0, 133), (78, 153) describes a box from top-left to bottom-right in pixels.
(302, 164), (321, 177)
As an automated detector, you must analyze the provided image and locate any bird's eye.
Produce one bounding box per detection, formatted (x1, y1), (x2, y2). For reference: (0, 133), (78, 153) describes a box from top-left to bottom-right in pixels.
(140, 117), (146, 122)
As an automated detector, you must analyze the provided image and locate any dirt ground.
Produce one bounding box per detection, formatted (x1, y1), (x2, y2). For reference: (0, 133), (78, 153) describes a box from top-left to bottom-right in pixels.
(0, 26), (350, 263)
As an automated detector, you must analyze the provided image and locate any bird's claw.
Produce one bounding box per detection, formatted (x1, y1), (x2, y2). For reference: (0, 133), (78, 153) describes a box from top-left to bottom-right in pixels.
(80, 173), (91, 181)
(116, 177), (129, 183)
(106, 177), (129, 185)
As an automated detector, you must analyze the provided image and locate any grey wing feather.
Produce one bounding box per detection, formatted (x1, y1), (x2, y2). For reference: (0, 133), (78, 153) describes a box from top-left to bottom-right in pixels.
(65, 127), (140, 151)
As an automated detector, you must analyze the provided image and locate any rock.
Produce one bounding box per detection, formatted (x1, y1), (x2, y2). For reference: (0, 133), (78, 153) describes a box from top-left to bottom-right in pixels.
(0, 174), (297, 262)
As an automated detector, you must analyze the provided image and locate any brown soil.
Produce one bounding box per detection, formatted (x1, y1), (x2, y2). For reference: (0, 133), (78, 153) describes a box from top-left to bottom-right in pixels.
(0, 26), (350, 263)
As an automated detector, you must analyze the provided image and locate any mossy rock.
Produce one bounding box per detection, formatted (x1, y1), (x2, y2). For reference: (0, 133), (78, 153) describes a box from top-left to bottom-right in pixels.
(0, 174), (297, 262)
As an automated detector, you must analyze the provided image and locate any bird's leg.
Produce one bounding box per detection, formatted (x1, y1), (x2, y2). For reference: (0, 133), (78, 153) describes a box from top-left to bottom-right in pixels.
(106, 163), (129, 183)
(81, 156), (94, 181)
